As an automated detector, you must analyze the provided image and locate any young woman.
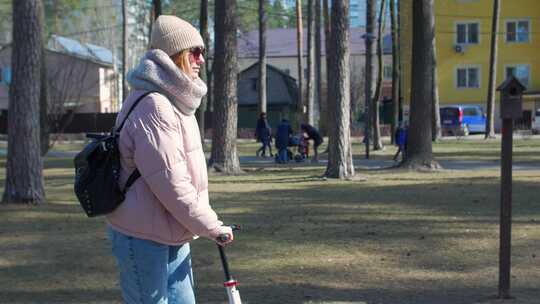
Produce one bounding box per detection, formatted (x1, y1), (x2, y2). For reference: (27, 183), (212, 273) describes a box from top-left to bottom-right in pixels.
(106, 15), (233, 304)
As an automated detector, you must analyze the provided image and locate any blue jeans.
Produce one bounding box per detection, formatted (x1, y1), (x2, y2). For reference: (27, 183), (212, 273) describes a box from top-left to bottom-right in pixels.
(256, 138), (273, 157)
(107, 226), (196, 304)
(277, 148), (289, 163)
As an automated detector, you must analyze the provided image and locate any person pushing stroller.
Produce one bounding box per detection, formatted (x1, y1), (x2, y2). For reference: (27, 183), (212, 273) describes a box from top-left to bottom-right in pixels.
(275, 119), (293, 163)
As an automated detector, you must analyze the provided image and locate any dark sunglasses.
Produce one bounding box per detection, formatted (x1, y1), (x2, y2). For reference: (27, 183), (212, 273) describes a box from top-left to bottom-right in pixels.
(190, 47), (205, 60)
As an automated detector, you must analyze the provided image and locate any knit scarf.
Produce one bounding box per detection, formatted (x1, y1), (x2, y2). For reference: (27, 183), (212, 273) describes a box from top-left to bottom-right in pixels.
(127, 49), (207, 116)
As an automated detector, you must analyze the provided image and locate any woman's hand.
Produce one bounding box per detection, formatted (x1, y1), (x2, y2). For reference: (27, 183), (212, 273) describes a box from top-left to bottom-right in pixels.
(211, 225), (234, 246)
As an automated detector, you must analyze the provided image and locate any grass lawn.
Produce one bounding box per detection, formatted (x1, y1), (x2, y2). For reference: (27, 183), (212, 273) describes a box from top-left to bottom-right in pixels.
(0, 138), (539, 304)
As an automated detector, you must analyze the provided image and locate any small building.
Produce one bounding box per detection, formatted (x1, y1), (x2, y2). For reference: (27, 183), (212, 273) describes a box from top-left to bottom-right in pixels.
(0, 35), (119, 114)
(237, 62), (298, 129)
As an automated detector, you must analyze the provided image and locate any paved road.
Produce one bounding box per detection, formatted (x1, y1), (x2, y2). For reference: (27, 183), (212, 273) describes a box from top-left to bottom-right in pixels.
(235, 156), (540, 171)
(1, 149), (538, 171)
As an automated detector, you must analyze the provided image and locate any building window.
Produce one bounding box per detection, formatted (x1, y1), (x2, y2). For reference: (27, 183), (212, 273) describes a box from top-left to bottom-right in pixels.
(383, 65), (392, 80)
(456, 67), (480, 88)
(506, 20), (530, 43)
(505, 64), (530, 87)
(456, 22), (479, 44)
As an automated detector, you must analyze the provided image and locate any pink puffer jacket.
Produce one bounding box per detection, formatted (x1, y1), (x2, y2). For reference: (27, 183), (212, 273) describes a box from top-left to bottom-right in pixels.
(106, 91), (222, 245)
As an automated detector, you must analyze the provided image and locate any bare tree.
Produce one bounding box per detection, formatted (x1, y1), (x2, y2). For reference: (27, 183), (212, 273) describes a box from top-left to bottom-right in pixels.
(46, 54), (94, 143)
(371, 0), (386, 150)
(209, 0), (242, 174)
(296, 0), (304, 126)
(485, 0), (501, 139)
(3, 0), (45, 204)
(258, 0), (268, 114)
(325, 0), (354, 179)
(390, 0), (400, 144)
(306, 0), (316, 125)
(401, 0), (440, 169)
(364, 0), (376, 158)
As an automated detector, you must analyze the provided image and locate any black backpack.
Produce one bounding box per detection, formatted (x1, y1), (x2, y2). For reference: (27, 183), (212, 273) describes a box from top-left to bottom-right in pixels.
(74, 91), (153, 217)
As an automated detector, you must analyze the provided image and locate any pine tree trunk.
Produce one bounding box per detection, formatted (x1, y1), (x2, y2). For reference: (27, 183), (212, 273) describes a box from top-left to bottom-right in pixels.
(209, 0), (242, 175)
(390, 0), (400, 144)
(372, 0), (386, 151)
(401, 0), (440, 170)
(315, 0), (322, 130)
(258, 0), (268, 114)
(122, 0), (128, 101)
(202, 0), (213, 119)
(325, 0), (354, 179)
(364, 0), (376, 158)
(432, 39), (442, 141)
(153, 0), (162, 20)
(323, 0), (331, 133)
(296, 0), (304, 127)
(197, 0), (210, 143)
(397, 0), (403, 123)
(485, 0), (500, 139)
(306, 0), (316, 125)
(40, 36), (50, 156)
(3, 0), (45, 204)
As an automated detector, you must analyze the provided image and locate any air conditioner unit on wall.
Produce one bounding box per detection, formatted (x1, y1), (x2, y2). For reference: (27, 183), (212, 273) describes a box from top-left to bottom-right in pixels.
(454, 44), (466, 53)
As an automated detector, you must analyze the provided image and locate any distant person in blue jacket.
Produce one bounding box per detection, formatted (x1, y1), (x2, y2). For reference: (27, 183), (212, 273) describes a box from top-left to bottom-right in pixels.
(275, 119), (293, 163)
(255, 112), (273, 157)
(393, 122), (408, 162)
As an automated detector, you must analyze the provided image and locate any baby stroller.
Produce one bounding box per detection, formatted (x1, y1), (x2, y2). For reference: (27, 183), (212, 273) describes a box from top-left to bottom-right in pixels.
(289, 135), (309, 162)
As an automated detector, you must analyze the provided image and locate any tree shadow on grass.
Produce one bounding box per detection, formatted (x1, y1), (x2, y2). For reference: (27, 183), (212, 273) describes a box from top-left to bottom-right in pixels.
(1, 173), (539, 304)
(0, 288), (120, 304)
(204, 282), (540, 304)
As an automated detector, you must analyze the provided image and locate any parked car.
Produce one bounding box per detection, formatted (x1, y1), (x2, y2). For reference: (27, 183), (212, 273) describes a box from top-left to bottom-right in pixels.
(533, 108), (540, 134)
(440, 105), (486, 136)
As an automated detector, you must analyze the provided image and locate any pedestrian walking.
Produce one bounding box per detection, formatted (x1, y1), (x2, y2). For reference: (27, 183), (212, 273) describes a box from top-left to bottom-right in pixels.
(255, 112), (273, 157)
(393, 122), (408, 162)
(106, 15), (233, 304)
(275, 119), (293, 163)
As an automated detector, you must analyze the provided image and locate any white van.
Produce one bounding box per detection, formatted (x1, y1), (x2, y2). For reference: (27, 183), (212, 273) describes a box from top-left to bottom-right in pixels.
(533, 109), (540, 134)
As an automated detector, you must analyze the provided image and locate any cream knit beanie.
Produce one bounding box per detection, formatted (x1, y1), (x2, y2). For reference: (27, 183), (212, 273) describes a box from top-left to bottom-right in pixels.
(150, 15), (204, 56)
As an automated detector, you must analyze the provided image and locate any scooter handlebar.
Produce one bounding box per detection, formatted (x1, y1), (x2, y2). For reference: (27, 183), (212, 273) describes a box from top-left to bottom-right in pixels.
(217, 224), (241, 243)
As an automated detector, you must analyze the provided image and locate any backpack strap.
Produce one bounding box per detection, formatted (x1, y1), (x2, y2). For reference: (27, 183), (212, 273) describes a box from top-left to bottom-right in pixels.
(123, 169), (141, 194)
(117, 91), (156, 194)
(116, 91), (156, 133)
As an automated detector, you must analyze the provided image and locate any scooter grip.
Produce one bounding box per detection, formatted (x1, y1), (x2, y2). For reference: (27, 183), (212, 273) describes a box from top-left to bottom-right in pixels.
(216, 225), (241, 243)
(217, 234), (230, 243)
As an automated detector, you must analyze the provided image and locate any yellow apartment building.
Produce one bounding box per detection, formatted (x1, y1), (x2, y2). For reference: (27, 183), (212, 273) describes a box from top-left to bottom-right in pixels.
(400, 0), (540, 129)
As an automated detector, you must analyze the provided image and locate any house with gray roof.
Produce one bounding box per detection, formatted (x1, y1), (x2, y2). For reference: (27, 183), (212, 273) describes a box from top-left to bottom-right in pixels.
(237, 62), (298, 128)
(0, 35), (119, 114)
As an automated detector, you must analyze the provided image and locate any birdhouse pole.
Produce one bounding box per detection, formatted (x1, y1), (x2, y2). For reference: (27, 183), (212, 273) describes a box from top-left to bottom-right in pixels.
(496, 76), (525, 299)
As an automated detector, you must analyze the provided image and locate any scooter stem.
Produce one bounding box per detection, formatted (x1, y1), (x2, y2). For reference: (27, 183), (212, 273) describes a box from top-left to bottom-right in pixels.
(218, 244), (232, 281)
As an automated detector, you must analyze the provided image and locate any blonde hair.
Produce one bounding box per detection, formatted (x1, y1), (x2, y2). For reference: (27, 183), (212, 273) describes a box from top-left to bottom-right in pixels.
(171, 49), (192, 75)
